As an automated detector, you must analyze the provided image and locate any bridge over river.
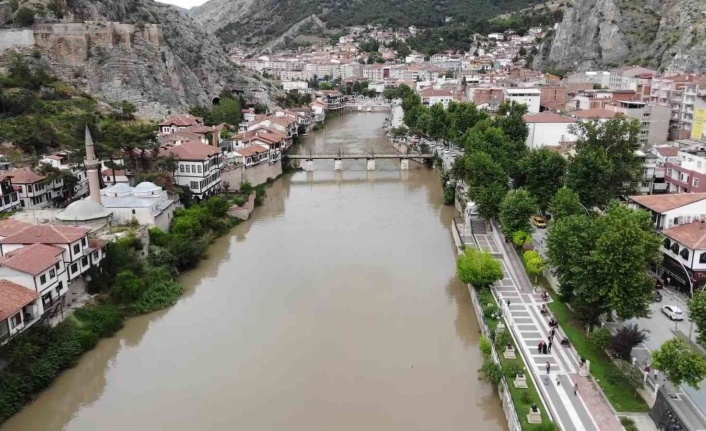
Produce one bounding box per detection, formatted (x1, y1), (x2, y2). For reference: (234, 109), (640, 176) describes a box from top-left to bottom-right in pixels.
(287, 152), (433, 171)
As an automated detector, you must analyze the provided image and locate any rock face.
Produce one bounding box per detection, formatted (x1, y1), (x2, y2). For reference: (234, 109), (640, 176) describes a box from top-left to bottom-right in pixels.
(535, 0), (706, 73)
(0, 0), (275, 118)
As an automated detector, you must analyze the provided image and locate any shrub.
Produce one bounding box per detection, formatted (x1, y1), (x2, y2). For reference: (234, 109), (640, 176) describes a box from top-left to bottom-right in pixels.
(133, 277), (183, 314)
(255, 184), (266, 206)
(479, 335), (492, 358)
(111, 270), (145, 303)
(620, 417), (638, 431)
(503, 359), (524, 378)
(536, 423), (559, 431)
(483, 303), (499, 319)
(73, 303), (124, 337)
(512, 230), (532, 247)
(480, 360), (503, 385)
(495, 328), (511, 349)
(520, 391), (532, 404)
(609, 324), (648, 361)
(239, 181), (254, 195)
(588, 327), (612, 351)
(606, 359), (644, 393)
(233, 194), (247, 206)
(15, 7), (34, 26)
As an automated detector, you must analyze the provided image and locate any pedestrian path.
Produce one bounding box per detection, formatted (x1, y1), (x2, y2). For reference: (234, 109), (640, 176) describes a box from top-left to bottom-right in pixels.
(478, 224), (622, 431)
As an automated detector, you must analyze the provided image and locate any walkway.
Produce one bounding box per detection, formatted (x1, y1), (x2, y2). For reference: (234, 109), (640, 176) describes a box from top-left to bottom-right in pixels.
(483, 223), (622, 431)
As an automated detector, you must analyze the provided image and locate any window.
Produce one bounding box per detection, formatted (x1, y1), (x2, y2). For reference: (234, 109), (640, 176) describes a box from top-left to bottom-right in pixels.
(55, 263), (60, 271)
(70, 263), (78, 273)
(667, 168), (673, 177)
(186, 165), (191, 173)
(695, 178), (700, 188)
(198, 165), (202, 173)
(42, 293), (52, 307)
(81, 257), (88, 267)
(73, 244), (80, 254)
(40, 274), (46, 284)
(700, 252), (706, 264)
(11, 194), (17, 202)
(93, 251), (99, 259)
(664, 238), (672, 250)
(681, 248), (690, 261)
(49, 269), (55, 278)
(190, 181), (198, 190)
(82, 238), (87, 247)
(10, 312), (21, 328)
(671, 243), (680, 254)
(132, 209), (136, 214)
(179, 165), (184, 173)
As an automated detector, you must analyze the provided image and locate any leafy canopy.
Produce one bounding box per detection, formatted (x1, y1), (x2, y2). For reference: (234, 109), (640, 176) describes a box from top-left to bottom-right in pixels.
(457, 248), (504, 288)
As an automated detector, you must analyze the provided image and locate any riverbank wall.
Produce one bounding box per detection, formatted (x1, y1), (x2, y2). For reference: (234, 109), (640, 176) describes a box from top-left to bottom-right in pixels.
(451, 219), (524, 431)
(221, 160), (282, 191)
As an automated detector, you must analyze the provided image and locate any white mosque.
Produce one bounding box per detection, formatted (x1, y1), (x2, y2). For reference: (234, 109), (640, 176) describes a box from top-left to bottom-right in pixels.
(56, 127), (176, 230)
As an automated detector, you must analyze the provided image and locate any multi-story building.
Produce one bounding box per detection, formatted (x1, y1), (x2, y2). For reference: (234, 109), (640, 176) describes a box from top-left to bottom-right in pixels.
(40, 152), (88, 199)
(663, 147), (706, 194)
(10, 168), (63, 209)
(650, 75), (706, 139)
(0, 174), (20, 213)
(523, 112), (577, 149)
(158, 114), (204, 135)
(503, 88), (540, 113)
(159, 141), (224, 200)
(605, 100), (671, 146)
(419, 88), (454, 109)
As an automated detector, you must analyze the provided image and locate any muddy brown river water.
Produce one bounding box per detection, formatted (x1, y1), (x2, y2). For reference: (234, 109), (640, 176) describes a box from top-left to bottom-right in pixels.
(0, 112), (506, 431)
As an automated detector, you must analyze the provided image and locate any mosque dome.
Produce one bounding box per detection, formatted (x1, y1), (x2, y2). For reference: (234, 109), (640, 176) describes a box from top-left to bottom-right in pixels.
(56, 199), (113, 222)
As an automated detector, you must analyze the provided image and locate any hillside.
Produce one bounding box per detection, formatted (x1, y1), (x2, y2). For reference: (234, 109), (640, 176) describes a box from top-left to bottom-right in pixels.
(534, 0), (706, 73)
(189, 0), (544, 47)
(0, 0), (277, 118)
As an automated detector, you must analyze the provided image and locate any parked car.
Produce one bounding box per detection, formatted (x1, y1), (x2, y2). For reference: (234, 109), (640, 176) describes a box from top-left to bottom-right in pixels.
(661, 305), (684, 321)
(653, 290), (663, 302)
(532, 215), (547, 229)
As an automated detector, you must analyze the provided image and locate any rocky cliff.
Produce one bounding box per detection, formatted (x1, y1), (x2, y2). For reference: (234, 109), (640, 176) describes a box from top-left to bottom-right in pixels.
(0, 0), (275, 119)
(535, 0), (706, 73)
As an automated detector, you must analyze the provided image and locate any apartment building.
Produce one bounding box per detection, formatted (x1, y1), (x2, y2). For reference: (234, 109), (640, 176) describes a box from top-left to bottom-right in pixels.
(605, 100), (671, 146)
(650, 75), (706, 139)
(663, 147), (706, 194)
(159, 141), (223, 200)
(504, 88), (540, 113)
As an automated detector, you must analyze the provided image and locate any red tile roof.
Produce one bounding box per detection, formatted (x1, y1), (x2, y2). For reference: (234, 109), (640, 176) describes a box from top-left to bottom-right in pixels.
(235, 145), (269, 157)
(101, 169), (127, 177)
(419, 88), (453, 98)
(88, 238), (109, 249)
(1, 225), (90, 245)
(0, 243), (64, 275)
(655, 147), (680, 157)
(158, 114), (203, 127)
(7, 168), (46, 184)
(663, 221), (706, 250)
(523, 112), (577, 124)
(0, 219), (31, 238)
(629, 193), (706, 213)
(0, 280), (37, 321)
(159, 141), (221, 161)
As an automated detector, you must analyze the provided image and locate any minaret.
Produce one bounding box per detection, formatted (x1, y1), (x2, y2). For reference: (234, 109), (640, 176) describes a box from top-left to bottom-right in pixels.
(84, 125), (102, 205)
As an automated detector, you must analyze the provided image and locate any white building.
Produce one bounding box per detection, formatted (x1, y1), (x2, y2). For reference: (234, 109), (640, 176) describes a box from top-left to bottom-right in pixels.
(0, 280), (41, 343)
(159, 141), (224, 200)
(40, 152), (88, 199)
(419, 88), (454, 109)
(504, 88), (541, 114)
(98, 182), (176, 230)
(10, 168), (63, 209)
(523, 112), (578, 149)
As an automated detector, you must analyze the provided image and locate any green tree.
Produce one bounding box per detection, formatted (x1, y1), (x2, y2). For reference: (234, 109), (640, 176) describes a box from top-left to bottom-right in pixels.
(689, 291), (706, 345)
(519, 148), (566, 213)
(512, 231), (532, 247)
(549, 187), (585, 220)
(652, 338), (706, 389)
(499, 188), (537, 235)
(474, 183), (508, 221)
(208, 97), (242, 126)
(457, 248), (504, 288)
(15, 7), (34, 26)
(524, 250), (547, 283)
(111, 270), (145, 303)
(567, 118), (642, 207)
(592, 203), (662, 320)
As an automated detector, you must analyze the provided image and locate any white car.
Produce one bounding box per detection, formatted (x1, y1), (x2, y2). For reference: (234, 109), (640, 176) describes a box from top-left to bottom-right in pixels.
(661, 305), (685, 321)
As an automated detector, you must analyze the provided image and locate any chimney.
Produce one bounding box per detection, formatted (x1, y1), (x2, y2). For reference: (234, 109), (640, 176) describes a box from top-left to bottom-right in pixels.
(84, 125), (102, 205)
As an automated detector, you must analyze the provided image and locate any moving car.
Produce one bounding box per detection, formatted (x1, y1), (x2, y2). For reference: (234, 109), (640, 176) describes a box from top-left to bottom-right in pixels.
(532, 215), (547, 229)
(661, 305), (684, 321)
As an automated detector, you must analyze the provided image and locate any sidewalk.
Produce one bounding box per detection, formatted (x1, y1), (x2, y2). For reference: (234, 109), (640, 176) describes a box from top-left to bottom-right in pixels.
(486, 222), (622, 431)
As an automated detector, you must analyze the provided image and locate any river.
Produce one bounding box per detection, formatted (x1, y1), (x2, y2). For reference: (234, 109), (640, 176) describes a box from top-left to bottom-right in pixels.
(1, 112), (506, 431)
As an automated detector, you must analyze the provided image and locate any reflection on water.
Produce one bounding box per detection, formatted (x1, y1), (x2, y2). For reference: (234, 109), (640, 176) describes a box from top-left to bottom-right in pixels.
(1, 112), (506, 431)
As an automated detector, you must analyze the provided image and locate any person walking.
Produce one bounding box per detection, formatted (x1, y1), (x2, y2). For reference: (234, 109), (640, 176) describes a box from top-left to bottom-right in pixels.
(542, 343), (548, 355)
(574, 382), (579, 396)
(538, 341), (543, 354)
(548, 340), (553, 353)
(556, 375), (561, 386)
(546, 362), (551, 374)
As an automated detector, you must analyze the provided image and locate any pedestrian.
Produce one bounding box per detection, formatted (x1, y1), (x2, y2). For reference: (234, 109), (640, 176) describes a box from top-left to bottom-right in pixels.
(551, 327), (556, 338)
(574, 382), (578, 396)
(543, 343), (548, 355)
(546, 362), (551, 375)
(556, 375), (561, 386)
(654, 369), (659, 381)
(538, 341), (543, 354)
(548, 340), (553, 353)
(506, 299), (511, 307)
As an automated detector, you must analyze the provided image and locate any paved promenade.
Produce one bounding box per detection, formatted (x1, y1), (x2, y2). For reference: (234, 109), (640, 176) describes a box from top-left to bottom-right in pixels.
(484, 223), (622, 431)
